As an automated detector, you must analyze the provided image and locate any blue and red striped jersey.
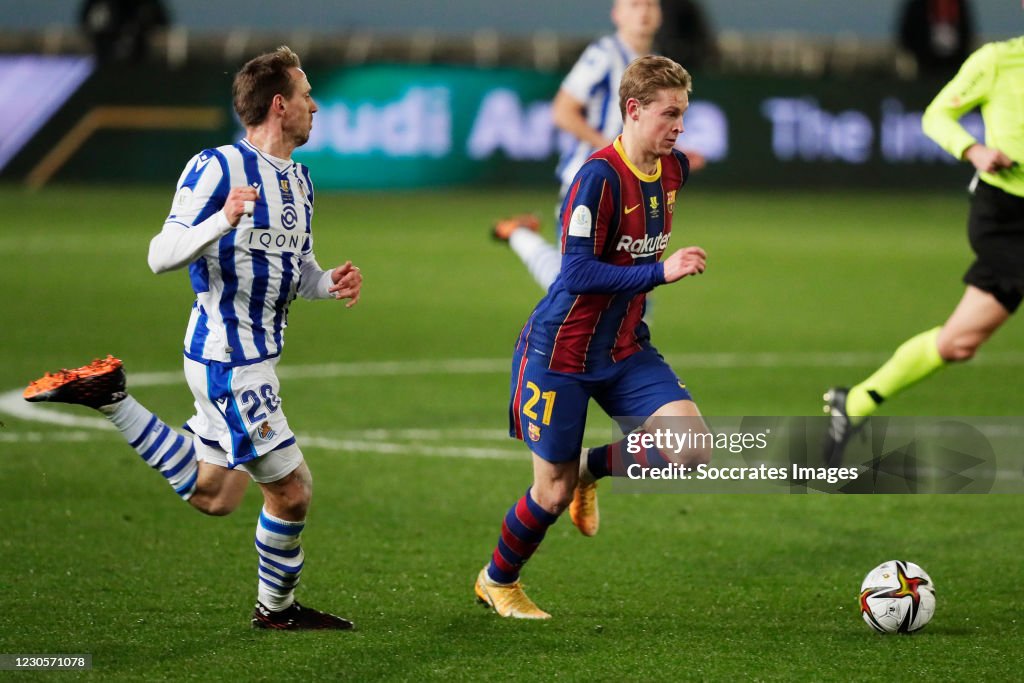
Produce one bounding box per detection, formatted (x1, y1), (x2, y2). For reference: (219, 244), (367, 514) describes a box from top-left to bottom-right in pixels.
(517, 137), (690, 374)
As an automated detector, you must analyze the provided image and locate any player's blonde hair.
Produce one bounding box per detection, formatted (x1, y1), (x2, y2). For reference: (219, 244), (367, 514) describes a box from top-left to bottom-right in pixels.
(618, 55), (692, 118)
(232, 46), (302, 127)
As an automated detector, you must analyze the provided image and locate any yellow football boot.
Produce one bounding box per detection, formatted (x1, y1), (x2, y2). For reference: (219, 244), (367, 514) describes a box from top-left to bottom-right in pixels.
(570, 453), (600, 537)
(475, 567), (550, 620)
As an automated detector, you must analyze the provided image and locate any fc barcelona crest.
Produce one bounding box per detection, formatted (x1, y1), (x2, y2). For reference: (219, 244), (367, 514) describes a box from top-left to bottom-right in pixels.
(528, 423), (541, 442)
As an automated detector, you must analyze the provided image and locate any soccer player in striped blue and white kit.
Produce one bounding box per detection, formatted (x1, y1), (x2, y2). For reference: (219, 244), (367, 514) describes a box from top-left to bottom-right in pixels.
(496, 0), (662, 289)
(475, 56), (713, 619)
(24, 46), (362, 630)
(496, 1), (705, 287)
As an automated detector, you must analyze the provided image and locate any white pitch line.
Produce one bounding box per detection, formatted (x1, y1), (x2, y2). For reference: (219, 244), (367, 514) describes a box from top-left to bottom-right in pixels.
(4, 429), (1021, 484)
(0, 392), (113, 430)
(119, 358), (512, 389)
(1, 427), (1020, 481)
(667, 350), (1024, 369)
(5, 351), (1024, 431)
(0, 430), (112, 443)
(296, 434), (522, 460)
(70, 348), (1024, 391)
(342, 428), (509, 441)
(0, 427), (523, 461)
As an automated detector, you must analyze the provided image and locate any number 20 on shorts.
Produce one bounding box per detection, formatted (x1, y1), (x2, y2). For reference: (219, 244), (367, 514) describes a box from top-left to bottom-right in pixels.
(522, 381), (556, 425)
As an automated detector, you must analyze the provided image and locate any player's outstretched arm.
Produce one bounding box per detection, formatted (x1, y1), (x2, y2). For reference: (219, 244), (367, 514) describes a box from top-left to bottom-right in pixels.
(561, 251), (663, 295)
(327, 261), (363, 308)
(662, 246), (707, 284)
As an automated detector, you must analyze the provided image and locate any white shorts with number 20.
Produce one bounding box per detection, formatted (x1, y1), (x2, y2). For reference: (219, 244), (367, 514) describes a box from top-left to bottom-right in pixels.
(183, 356), (300, 481)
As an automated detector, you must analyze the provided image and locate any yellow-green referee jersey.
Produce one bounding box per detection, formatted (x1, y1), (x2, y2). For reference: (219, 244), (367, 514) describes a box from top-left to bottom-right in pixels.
(922, 36), (1024, 198)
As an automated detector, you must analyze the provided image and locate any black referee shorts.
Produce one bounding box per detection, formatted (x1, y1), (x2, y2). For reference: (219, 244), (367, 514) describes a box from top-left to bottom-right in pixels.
(964, 180), (1024, 313)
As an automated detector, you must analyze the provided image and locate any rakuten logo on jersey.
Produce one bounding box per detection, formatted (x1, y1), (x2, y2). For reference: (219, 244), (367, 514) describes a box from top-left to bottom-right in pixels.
(617, 233), (670, 259)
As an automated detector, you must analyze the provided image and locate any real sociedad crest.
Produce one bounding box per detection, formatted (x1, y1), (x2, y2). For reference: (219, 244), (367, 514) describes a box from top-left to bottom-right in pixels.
(257, 421), (276, 441)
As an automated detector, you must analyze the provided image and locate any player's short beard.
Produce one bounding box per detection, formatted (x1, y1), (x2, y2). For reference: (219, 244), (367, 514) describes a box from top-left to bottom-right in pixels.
(292, 125), (311, 148)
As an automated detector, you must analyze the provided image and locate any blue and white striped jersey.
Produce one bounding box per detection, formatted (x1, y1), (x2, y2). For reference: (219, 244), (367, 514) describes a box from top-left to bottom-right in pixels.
(556, 34), (639, 195)
(151, 139), (333, 367)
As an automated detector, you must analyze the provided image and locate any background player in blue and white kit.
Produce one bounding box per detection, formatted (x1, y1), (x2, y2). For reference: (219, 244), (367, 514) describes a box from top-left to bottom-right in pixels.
(24, 46), (363, 630)
(475, 56), (712, 620)
(495, 0), (661, 287)
(495, 0), (705, 290)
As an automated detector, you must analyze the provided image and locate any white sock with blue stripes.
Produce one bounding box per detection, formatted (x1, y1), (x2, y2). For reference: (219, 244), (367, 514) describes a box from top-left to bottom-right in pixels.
(255, 507), (305, 611)
(508, 229), (561, 291)
(101, 396), (198, 501)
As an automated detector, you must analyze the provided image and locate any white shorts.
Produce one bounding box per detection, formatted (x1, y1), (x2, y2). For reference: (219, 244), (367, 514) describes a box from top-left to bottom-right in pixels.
(184, 356), (297, 469)
(194, 439), (303, 484)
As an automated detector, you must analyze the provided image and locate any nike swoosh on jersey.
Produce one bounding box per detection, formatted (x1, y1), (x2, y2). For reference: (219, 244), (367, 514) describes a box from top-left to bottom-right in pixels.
(624, 203), (641, 214)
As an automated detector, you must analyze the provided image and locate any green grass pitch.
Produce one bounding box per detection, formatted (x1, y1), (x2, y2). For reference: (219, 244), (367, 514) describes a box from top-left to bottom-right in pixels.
(1, 185), (1022, 680)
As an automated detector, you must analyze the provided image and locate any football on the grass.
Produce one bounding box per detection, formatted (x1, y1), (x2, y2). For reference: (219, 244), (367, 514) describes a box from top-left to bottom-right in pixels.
(859, 560), (935, 633)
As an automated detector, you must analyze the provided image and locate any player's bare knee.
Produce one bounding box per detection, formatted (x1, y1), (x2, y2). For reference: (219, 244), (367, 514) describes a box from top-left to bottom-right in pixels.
(265, 489), (309, 520)
(203, 502), (236, 517)
(293, 461), (313, 498)
(937, 332), (981, 362)
(190, 495), (237, 517)
(532, 483), (575, 516)
(186, 487), (239, 516)
(190, 462), (249, 516)
(657, 428), (713, 467)
(950, 345), (977, 362)
(547, 492), (575, 516)
(289, 463), (314, 511)
(675, 440), (712, 468)
(690, 442), (713, 467)
(278, 481), (311, 518)
(263, 465), (312, 520)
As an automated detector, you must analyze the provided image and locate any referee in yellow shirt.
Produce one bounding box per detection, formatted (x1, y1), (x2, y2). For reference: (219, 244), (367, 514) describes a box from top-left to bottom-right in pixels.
(823, 36), (1024, 465)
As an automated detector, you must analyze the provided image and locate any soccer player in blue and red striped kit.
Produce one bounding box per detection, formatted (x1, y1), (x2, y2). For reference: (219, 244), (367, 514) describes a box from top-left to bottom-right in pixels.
(475, 55), (713, 619)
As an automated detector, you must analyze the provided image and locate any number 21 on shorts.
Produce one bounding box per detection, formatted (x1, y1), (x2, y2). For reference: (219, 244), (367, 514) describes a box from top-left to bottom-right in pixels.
(521, 381), (556, 425)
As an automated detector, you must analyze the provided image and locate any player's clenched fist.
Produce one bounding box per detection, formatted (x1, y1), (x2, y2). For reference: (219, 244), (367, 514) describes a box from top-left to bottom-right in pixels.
(223, 186), (260, 227)
(662, 246), (707, 283)
(328, 261), (363, 308)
